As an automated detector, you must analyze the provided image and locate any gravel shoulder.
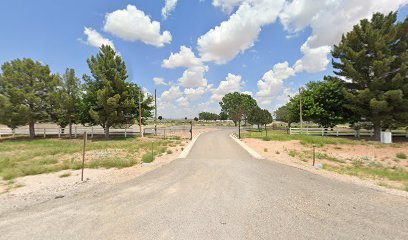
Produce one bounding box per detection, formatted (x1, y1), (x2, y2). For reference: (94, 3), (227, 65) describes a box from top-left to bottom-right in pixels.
(242, 138), (408, 198)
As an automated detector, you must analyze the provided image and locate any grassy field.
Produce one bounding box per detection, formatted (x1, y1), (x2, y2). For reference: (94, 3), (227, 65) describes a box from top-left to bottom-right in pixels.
(0, 137), (181, 180)
(243, 129), (408, 191)
(241, 129), (405, 147)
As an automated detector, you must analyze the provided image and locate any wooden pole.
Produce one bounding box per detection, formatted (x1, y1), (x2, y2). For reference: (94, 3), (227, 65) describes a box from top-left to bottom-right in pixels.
(299, 88), (303, 134)
(312, 144), (316, 166)
(154, 89), (157, 136)
(190, 121), (193, 140)
(238, 120), (241, 139)
(139, 89), (143, 139)
(81, 131), (87, 181)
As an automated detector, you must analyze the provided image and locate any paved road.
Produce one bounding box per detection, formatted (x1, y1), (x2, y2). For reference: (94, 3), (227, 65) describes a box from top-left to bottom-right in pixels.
(1, 129), (407, 239)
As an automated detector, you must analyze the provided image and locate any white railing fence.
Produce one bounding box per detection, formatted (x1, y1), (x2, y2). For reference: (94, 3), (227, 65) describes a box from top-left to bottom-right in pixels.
(289, 127), (408, 138)
(0, 126), (190, 139)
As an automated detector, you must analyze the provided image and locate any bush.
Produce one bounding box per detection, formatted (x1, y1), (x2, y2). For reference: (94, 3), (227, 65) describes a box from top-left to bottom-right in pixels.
(142, 153), (155, 163)
(396, 152), (407, 159)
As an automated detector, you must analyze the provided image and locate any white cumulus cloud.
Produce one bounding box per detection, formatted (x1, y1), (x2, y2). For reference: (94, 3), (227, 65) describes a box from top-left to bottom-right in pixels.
(279, 0), (408, 73)
(104, 5), (172, 47)
(162, 0), (178, 19)
(178, 65), (209, 88)
(160, 85), (182, 101)
(256, 61), (295, 105)
(198, 0), (285, 64)
(162, 46), (202, 69)
(83, 27), (116, 50)
(211, 73), (244, 101)
(153, 77), (167, 86)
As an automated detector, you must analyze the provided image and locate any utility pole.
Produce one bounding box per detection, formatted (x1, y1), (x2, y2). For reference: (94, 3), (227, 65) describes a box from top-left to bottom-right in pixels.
(299, 87), (303, 134)
(139, 89), (143, 139)
(154, 89), (157, 136)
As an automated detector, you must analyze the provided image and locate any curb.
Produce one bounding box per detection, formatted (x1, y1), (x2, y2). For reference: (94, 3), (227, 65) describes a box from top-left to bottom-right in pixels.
(230, 134), (264, 159)
(178, 132), (203, 159)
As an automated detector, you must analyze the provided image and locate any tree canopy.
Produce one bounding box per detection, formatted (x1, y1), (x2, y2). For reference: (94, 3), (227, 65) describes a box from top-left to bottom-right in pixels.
(0, 58), (58, 137)
(332, 12), (408, 139)
(198, 112), (219, 121)
(50, 68), (82, 137)
(82, 45), (149, 137)
(219, 92), (258, 126)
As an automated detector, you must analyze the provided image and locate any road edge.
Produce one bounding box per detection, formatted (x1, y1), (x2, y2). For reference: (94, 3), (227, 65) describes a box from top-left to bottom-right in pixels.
(178, 132), (203, 159)
(230, 134), (264, 159)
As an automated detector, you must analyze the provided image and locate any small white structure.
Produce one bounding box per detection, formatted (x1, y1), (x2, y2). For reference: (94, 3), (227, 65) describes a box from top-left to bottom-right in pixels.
(381, 131), (392, 144)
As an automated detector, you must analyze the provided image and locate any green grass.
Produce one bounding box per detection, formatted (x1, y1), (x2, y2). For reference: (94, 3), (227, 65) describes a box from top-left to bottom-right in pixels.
(0, 137), (178, 180)
(396, 152), (407, 159)
(59, 173), (71, 178)
(141, 153), (155, 163)
(242, 129), (384, 147)
(324, 164), (408, 182)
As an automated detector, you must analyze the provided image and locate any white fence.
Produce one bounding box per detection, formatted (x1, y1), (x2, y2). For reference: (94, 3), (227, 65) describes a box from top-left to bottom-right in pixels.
(0, 125), (192, 139)
(289, 128), (408, 138)
(0, 126), (140, 138)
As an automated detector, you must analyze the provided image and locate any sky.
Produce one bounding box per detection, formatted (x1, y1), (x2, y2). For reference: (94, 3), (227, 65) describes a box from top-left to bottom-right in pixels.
(0, 0), (407, 118)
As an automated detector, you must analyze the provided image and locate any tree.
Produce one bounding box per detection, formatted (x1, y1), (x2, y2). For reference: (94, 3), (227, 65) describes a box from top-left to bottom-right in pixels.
(260, 109), (273, 136)
(219, 111), (228, 120)
(158, 116), (163, 121)
(274, 105), (293, 127)
(220, 92), (258, 126)
(248, 107), (263, 129)
(50, 68), (82, 137)
(127, 83), (153, 126)
(199, 112), (219, 121)
(301, 76), (353, 128)
(194, 117), (199, 121)
(82, 45), (140, 138)
(0, 58), (58, 137)
(332, 12), (408, 140)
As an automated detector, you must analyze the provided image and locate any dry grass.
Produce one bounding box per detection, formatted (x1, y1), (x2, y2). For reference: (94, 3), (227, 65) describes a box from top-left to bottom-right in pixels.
(0, 137), (181, 180)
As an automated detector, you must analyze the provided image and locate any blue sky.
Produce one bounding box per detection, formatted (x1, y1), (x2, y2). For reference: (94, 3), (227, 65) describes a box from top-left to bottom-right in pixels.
(0, 0), (407, 118)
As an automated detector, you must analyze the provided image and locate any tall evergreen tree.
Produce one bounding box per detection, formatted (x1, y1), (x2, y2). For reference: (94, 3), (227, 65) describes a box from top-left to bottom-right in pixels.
(332, 12), (408, 140)
(0, 58), (58, 137)
(82, 45), (143, 138)
(50, 68), (82, 137)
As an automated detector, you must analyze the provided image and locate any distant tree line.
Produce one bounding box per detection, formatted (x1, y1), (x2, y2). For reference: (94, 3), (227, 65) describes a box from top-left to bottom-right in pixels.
(0, 45), (153, 138)
(274, 12), (408, 140)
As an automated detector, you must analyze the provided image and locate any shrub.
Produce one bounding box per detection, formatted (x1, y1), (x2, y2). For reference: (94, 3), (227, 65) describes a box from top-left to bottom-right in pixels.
(396, 152), (407, 159)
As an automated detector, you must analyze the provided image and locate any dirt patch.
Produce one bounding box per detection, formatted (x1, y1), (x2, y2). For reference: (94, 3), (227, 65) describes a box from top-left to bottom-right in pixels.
(243, 138), (408, 197)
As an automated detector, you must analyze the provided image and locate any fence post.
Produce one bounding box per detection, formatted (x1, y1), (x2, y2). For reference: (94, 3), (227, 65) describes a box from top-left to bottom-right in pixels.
(321, 128), (324, 136)
(289, 128), (292, 135)
(405, 128), (408, 138)
(91, 127), (94, 139)
(58, 127), (61, 138)
(124, 127), (127, 138)
(336, 129), (339, 136)
(306, 128), (309, 135)
(43, 128), (46, 138)
(75, 126), (77, 138)
(81, 131), (87, 181)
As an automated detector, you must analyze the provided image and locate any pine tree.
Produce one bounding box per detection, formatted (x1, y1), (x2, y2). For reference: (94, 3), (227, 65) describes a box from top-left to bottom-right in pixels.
(332, 12), (408, 140)
(0, 59), (58, 137)
(82, 45), (138, 138)
(50, 68), (82, 137)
